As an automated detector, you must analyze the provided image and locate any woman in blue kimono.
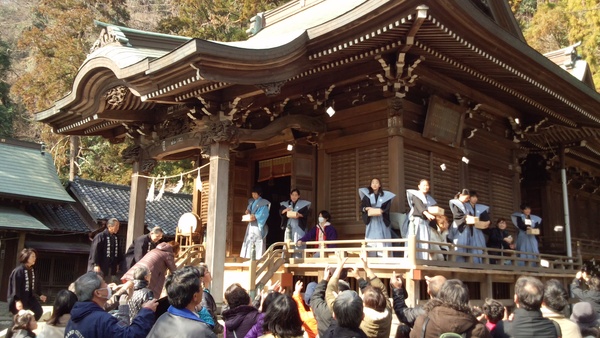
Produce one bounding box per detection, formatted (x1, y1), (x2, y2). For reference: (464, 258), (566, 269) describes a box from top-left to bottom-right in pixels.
(359, 178), (396, 257)
(448, 189), (471, 263)
(405, 179), (437, 260)
(240, 186), (271, 259)
(279, 188), (311, 258)
(511, 204), (541, 265)
(465, 191), (490, 264)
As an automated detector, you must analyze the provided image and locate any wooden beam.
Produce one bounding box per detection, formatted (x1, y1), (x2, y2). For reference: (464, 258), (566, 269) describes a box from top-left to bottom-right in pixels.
(238, 115), (326, 143)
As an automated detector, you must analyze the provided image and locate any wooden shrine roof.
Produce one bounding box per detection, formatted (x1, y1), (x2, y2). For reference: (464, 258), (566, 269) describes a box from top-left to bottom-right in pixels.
(36, 0), (600, 157)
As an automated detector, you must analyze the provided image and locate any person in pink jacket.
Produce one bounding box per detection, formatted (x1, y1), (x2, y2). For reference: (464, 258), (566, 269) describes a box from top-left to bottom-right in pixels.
(122, 241), (179, 298)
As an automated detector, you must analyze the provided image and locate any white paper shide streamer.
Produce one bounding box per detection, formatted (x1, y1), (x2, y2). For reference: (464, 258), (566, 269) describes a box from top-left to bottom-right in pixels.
(155, 178), (166, 201)
(172, 174), (184, 194)
(146, 178), (156, 202)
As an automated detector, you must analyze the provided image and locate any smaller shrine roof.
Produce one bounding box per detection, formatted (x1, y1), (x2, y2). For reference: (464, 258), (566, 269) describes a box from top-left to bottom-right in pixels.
(0, 139), (74, 203)
(68, 178), (192, 235)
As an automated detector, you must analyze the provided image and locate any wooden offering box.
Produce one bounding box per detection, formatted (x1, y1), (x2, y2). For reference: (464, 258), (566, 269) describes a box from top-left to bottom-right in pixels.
(428, 206), (445, 216)
(242, 214), (255, 222)
(368, 208), (382, 216)
(526, 228), (540, 235)
(466, 215), (479, 225)
(286, 211), (299, 218)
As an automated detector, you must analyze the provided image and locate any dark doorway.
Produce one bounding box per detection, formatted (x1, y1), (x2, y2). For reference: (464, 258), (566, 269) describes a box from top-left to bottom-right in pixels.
(253, 175), (291, 249)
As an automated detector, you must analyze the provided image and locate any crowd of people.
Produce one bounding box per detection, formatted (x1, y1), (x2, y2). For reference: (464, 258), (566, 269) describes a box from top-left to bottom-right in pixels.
(5, 239), (600, 338)
(2, 181), (590, 338)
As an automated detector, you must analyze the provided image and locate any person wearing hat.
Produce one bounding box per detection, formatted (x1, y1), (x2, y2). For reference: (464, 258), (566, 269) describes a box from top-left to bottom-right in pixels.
(571, 301), (600, 338)
(123, 226), (164, 270)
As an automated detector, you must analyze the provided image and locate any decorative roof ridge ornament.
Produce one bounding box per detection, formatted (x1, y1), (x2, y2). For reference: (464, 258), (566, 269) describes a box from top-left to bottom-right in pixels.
(246, 12), (266, 37)
(89, 26), (131, 55)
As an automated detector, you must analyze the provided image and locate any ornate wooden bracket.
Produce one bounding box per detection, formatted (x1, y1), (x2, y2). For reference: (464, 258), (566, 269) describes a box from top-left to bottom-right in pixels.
(256, 80), (287, 96)
(238, 115), (326, 143)
(374, 53), (424, 98)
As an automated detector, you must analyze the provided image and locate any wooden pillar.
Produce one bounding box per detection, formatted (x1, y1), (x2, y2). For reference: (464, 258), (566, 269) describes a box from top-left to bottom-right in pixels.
(126, 160), (148, 248)
(16, 232), (25, 265)
(192, 155), (203, 216)
(388, 98), (405, 211)
(206, 141), (230, 306)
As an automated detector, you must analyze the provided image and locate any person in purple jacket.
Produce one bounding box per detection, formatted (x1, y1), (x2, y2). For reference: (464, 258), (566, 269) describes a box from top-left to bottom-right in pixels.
(221, 284), (260, 338)
(296, 210), (338, 258)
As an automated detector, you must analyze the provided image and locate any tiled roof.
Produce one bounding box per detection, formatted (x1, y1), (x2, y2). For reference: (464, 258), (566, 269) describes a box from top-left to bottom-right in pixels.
(0, 206), (51, 231)
(26, 203), (93, 233)
(0, 139), (74, 203)
(67, 178), (192, 235)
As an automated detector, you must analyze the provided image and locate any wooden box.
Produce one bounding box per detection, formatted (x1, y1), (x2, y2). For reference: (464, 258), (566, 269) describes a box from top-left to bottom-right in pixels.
(242, 214), (255, 222)
(526, 228), (540, 235)
(368, 208), (382, 216)
(428, 206), (445, 216)
(466, 215), (478, 225)
(271, 272), (294, 289)
(286, 211), (299, 218)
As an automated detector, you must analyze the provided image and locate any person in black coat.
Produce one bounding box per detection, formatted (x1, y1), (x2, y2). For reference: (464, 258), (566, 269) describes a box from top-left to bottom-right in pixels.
(123, 226), (164, 270)
(504, 276), (559, 338)
(88, 218), (123, 281)
(7, 248), (47, 320)
(571, 270), (600, 316)
(485, 218), (514, 264)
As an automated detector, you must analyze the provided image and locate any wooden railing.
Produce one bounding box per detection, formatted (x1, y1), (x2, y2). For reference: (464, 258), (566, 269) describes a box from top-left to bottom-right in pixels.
(175, 243), (205, 268)
(541, 235), (600, 259)
(246, 235), (582, 296)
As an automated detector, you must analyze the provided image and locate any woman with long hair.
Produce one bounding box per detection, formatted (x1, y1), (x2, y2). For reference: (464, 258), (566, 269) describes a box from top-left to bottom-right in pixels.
(260, 294), (304, 338)
(7, 248), (47, 320)
(36, 290), (77, 338)
(359, 178), (396, 257)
